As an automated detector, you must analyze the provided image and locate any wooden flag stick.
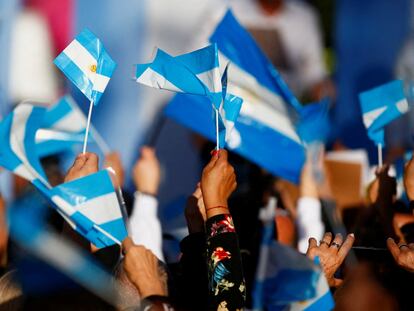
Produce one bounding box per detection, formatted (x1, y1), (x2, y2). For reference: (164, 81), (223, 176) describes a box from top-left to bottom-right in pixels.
(83, 100), (94, 154)
(378, 143), (383, 167)
(215, 108), (219, 151)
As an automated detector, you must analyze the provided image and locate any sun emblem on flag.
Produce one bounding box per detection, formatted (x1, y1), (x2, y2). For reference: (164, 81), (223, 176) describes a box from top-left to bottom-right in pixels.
(90, 64), (97, 73)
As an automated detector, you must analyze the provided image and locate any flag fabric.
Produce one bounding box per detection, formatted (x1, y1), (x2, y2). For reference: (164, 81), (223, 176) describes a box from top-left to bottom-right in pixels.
(165, 10), (305, 183)
(136, 44), (243, 148)
(36, 95), (93, 157)
(297, 99), (331, 145)
(359, 79), (409, 146)
(0, 104), (50, 188)
(135, 44), (223, 109)
(54, 28), (117, 105)
(49, 170), (128, 248)
(0, 104), (126, 248)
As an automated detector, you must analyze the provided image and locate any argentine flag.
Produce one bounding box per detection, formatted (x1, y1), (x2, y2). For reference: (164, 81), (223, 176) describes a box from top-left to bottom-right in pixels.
(0, 104), (50, 188)
(36, 96), (96, 157)
(166, 10), (305, 183)
(136, 44), (243, 148)
(359, 80), (409, 146)
(50, 170), (128, 248)
(0, 104), (126, 247)
(135, 44), (223, 109)
(54, 29), (117, 105)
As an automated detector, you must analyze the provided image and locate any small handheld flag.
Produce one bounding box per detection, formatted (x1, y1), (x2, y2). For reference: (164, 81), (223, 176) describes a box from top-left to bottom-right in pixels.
(359, 80), (409, 166)
(54, 29), (116, 154)
(135, 44), (241, 150)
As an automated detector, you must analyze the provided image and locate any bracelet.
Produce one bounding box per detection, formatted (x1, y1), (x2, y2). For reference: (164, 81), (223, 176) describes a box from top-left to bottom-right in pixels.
(206, 205), (228, 211)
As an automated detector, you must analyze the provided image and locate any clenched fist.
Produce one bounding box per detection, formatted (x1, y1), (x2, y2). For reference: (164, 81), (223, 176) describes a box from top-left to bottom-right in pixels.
(65, 153), (99, 182)
(201, 150), (237, 217)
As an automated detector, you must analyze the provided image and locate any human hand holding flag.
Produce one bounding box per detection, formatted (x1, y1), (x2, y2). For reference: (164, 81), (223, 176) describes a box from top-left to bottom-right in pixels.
(54, 29), (116, 154)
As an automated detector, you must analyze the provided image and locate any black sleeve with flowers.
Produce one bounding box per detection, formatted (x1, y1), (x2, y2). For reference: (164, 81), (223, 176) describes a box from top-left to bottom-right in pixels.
(206, 214), (246, 311)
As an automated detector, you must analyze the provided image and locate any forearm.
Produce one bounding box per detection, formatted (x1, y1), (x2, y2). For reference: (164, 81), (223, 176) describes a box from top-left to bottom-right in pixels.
(206, 214), (245, 310)
(296, 197), (324, 253)
(129, 192), (164, 261)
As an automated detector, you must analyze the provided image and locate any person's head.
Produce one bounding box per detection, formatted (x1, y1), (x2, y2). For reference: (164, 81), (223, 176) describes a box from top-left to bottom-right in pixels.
(256, 0), (283, 14)
(0, 270), (24, 310)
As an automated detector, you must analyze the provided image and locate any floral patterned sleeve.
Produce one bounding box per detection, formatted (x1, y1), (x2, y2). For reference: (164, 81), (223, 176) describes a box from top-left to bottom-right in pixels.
(206, 214), (246, 311)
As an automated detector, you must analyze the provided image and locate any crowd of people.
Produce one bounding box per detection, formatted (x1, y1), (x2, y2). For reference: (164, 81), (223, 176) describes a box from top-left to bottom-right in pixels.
(0, 143), (414, 310)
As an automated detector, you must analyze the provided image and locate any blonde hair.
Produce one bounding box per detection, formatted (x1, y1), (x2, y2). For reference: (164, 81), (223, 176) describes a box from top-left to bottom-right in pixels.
(0, 270), (24, 310)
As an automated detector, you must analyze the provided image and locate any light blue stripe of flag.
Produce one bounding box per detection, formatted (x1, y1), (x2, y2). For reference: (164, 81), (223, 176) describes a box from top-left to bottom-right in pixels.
(359, 80), (409, 146)
(297, 98), (331, 144)
(0, 104), (48, 184)
(210, 10), (301, 111)
(54, 28), (117, 105)
(50, 170), (128, 248)
(135, 44), (222, 108)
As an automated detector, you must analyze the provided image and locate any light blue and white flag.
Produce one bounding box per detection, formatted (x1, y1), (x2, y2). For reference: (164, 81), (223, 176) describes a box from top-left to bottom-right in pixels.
(166, 10), (305, 183)
(36, 95), (109, 157)
(0, 104), (50, 188)
(135, 44), (222, 109)
(359, 79), (409, 146)
(49, 169), (128, 248)
(54, 29), (117, 105)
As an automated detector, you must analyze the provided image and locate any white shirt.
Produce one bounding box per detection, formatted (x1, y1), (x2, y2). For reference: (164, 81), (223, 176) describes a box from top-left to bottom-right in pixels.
(296, 196), (324, 253)
(128, 192), (165, 261)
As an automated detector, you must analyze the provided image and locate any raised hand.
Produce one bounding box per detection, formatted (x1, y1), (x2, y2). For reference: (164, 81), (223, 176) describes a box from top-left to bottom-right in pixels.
(185, 183), (206, 234)
(104, 152), (124, 189)
(133, 146), (160, 196)
(404, 155), (414, 201)
(307, 232), (355, 287)
(122, 237), (167, 298)
(64, 153), (99, 182)
(201, 150), (237, 218)
(387, 238), (414, 273)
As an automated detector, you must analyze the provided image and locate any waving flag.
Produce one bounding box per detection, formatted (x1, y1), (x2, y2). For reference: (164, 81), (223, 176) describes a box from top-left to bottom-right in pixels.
(135, 44), (222, 108)
(49, 170), (128, 248)
(166, 10), (305, 183)
(297, 99), (331, 145)
(36, 96), (104, 157)
(359, 80), (409, 146)
(0, 104), (49, 188)
(54, 29), (117, 105)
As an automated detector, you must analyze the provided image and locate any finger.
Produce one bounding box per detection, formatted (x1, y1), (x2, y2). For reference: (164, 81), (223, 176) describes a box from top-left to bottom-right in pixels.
(217, 149), (229, 164)
(409, 243), (414, 250)
(84, 152), (99, 170)
(320, 232), (333, 248)
(308, 237), (318, 250)
(141, 146), (155, 158)
(72, 153), (87, 169)
(337, 233), (354, 260)
(205, 152), (220, 169)
(330, 233), (343, 252)
(398, 241), (410, 252)
(193, 184), (203, 199)
(122, 237), (134, 253)
(332, 278), (343, 288)
(387, 238), (401, 259)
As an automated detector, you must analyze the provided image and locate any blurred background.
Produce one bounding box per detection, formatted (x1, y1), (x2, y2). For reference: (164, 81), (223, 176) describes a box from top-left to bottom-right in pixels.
(1, 0), (413, 239)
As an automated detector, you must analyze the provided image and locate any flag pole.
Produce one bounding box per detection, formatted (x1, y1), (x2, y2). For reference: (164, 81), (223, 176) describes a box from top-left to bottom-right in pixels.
(215, 108), (219, 151)
(83, 100), (94, 154)
(377, 143), (383, 167)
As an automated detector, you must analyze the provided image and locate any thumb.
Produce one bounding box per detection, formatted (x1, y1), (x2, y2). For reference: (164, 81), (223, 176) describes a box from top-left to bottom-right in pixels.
(122, 237), (134, 254)
(332, 278), (343, 288)
(216, 149), (229, 164)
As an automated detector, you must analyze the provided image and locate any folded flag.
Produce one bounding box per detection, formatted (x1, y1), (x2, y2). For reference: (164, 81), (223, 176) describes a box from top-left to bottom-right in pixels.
(135, 44), (223, 109)
(359, 80), (409, 146)
(166, 10), (305, 183)
(0, 104), (49, 188)
(54, 29), (117, 105)
(49, 169), (128, 248)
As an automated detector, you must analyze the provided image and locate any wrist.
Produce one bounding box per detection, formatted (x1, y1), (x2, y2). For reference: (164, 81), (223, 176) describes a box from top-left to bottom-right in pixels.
(205, 205), (229, 218)
(138, 283), (166, 298)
